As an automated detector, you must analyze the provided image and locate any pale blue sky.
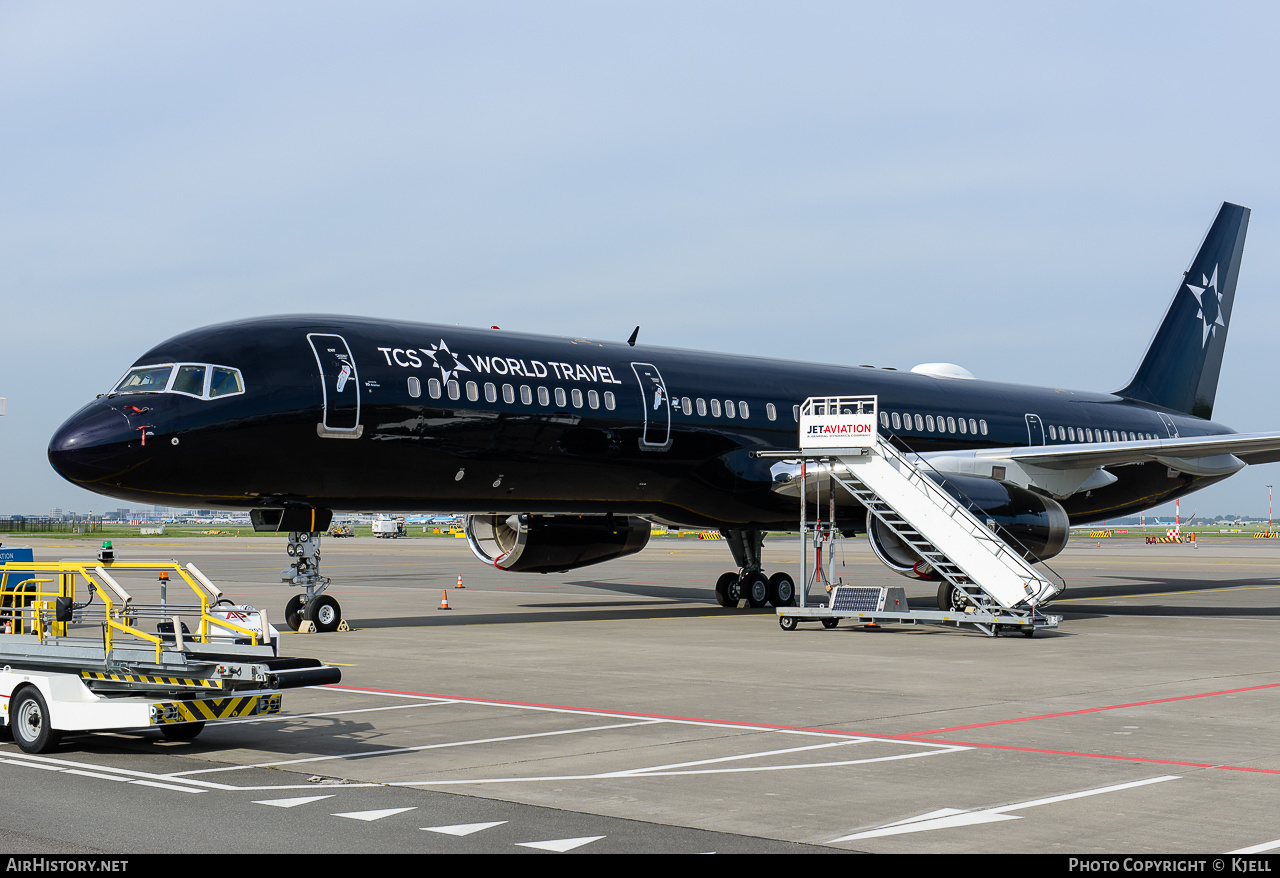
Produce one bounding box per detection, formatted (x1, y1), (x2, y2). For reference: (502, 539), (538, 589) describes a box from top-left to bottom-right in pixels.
(3, 1), (1279, 517)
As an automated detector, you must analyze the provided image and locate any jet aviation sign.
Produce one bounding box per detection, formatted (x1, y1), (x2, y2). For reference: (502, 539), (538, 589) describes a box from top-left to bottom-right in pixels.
(799, 412), (879, 449)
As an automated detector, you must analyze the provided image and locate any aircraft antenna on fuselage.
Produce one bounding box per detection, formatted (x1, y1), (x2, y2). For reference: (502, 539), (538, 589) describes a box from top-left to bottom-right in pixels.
(627, 326), (640, 347)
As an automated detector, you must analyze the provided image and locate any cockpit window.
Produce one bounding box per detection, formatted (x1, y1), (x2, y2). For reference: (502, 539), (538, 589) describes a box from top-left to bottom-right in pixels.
(114, 366), (173, 394)
(171, 365), (207, 397)
(110, 363), (244, 400)
(209, 367), (243, 398)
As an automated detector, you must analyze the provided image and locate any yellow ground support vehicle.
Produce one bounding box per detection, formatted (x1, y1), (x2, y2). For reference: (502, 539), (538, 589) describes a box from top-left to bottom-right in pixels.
(0, 547), (339, 754)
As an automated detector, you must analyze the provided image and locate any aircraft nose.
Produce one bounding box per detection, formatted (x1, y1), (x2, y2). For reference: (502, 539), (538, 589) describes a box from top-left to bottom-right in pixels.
(48, 402), (137, 485)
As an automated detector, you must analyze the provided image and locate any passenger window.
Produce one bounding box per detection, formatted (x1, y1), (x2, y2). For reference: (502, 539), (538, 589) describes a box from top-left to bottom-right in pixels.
(503, 384), (515, 404)
(979, 419), (988, 436)
(880, 411), (889, 429)
(711, 399), (722, 417)
(604, 391), (616, 410)
(208, 367), (243, 398)
(554, 387), (566, 407)
(914, 414), (923, 431)
(171, 365), (207, 397)
(428, 378), (441, 399)
(891, 412), (901, 430)
(447, 380), (460, 401)
(725, 400), (736, 418)
(466, 381), (479, 402)
(947, 416), (956, 433)
(740, 401), (749, 419)
(925, 415), (935, 432)
(408, 377), (421, 399)
(766, 403), (777, 421)
(520, 385), (532, 405)
(537, 386), (550, 406)
(588, 389), (599, 409)
(958, 417), (967, 434)
(485, 382), (497, 403)
(792, 405), (800, 422)
(572, 388), (583, 408)
(968, 419), (977, 434)
(697, 399), (707, 416)
(1049, 425), (1056, 440)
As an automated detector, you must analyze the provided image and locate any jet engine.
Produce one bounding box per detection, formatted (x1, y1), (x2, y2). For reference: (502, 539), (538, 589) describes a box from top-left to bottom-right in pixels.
(465, 513), (651, 573)
(866, 474), (1069, 579)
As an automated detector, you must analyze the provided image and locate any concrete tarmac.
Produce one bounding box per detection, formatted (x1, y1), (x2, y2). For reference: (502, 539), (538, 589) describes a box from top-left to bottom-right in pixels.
(2, 531), (1280, 854)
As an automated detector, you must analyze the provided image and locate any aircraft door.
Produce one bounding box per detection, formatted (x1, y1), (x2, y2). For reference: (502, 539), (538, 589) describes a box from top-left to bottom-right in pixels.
(1158, 412), (1179, 438)
(1025, 414), (1045, 445)
(308, 333), (362, 437)
(630, 362), (672, 451)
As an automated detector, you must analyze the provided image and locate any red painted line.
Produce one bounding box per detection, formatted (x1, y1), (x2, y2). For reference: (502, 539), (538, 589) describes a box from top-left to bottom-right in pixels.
(902, 682), (1280, 736)
(894, 738), (1280, 775)
(323, 684), (867, 736)
(323, 681), (1280, 775)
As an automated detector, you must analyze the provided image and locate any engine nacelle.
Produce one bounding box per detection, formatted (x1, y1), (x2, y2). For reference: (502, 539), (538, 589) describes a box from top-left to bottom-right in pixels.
(866, 474), (1069, 579)
(465, 513), (651, 573)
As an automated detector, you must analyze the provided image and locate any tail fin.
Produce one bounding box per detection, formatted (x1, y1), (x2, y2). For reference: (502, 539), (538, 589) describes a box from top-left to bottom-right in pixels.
(1116, 201), (1250, 419)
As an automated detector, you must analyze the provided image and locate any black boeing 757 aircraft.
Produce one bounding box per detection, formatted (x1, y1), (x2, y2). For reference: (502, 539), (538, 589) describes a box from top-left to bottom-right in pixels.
(48, 202), (1280, 631)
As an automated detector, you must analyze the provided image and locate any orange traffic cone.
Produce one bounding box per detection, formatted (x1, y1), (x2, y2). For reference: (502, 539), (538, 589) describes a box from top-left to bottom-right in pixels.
(439, 590), (451, 610)
(457, 574), (465, 589)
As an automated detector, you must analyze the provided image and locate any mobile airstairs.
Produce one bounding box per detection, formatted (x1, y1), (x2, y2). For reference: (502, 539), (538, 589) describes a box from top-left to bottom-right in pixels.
(768, 396), (1063, 637)
(0, 548), (340, 753)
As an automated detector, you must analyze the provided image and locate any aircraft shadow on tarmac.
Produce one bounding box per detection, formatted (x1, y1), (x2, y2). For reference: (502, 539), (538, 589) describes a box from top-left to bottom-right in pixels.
(347, 577), (761, 628)
(1013, 574), (1280, 619)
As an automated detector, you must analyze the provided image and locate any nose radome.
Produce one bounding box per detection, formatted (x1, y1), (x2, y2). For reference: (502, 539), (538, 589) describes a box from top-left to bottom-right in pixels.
(47, 403), (135, 485)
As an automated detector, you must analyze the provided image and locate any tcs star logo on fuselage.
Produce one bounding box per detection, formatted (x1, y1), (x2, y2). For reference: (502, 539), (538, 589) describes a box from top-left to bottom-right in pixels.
(421, 340), (471, 384)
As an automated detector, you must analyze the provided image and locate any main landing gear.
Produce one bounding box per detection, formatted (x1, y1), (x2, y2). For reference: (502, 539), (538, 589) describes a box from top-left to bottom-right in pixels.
(713, 529), (797, 609)
(281, 531), (344, 633)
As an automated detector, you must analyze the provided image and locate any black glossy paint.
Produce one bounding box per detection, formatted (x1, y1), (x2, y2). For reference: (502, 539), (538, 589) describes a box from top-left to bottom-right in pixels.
(47, 202), (1253, 535)
(47, 314), (1235, 529)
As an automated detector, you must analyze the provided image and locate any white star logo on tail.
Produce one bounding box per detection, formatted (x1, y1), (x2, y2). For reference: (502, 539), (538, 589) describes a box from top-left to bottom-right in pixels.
(1186, 264), (1225, 347)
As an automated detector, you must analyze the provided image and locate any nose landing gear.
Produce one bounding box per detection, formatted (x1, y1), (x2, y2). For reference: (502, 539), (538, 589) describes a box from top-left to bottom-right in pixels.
(281, 531), (344, 632)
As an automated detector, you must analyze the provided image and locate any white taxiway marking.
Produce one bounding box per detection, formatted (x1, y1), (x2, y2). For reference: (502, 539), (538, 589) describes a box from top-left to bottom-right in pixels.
(1228, 839), (1280, 854)
(516, 835), (605, 852)
(1, 752), (210, 791)
(333, 807), (418, 821)
(422, 821), (507, 836)
(255, 795), (336, 808)
(830, 776), (1181, 842)
(170, 718), (663, 775)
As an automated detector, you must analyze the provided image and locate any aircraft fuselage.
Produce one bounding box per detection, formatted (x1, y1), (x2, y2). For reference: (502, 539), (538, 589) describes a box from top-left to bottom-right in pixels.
(48, 315), (1232, 528)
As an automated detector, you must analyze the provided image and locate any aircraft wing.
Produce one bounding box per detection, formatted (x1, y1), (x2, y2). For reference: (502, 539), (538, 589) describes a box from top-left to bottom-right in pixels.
(962, 430), (1280, 470)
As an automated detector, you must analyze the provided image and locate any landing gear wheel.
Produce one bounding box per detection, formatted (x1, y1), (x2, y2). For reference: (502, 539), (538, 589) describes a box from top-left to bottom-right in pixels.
(160, 721), (206, 742)
(303, 594), (342, 633)
(285, 595), (305, 631)
(715, 572), (738, 608)
(767, 572), (796, 607)
(937, 582), (971, 613)
(779, 615), (798, 631)
(821, 618), (839, 630)
(745, 575), (769, 608)
(11, 687), (60, 754)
